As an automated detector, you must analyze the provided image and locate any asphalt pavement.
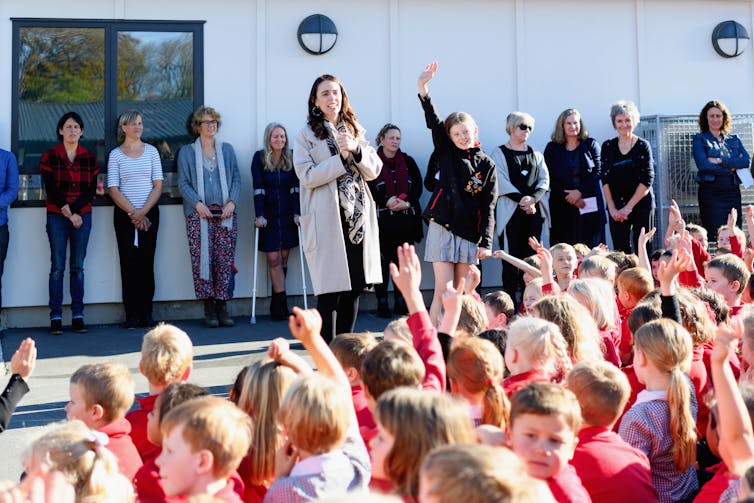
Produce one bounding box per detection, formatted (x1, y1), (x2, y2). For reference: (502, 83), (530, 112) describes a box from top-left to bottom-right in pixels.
(0, 309), (392, 481)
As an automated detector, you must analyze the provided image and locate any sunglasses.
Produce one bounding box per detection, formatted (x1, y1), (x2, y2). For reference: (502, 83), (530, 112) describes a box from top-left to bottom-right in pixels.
(518, 124), (533, 131)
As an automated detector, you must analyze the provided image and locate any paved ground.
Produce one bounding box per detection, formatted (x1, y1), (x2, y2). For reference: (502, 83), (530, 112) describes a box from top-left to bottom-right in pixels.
(0, 310), (392, 482)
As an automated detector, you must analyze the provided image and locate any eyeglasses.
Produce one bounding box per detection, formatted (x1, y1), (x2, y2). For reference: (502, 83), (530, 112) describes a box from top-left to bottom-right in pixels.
(518, 124), (533, 131)
(200, 120), (219, 126)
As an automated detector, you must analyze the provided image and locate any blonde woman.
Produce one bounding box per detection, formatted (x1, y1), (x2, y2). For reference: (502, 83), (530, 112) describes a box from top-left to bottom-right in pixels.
(251, 123), (300, 320)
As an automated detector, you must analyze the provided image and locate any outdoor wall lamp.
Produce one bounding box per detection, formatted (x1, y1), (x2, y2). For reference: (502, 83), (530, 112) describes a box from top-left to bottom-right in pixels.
(712, 20), (749, 58)
(297, 14), (338, 55)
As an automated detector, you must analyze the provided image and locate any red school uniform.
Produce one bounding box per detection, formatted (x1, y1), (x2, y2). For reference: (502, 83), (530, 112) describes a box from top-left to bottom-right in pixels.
(547, 463), (592, 503)
(98, 417), (143, 480)
(127, 393), (160, 463)
(406, 310), (446, 392)
(502, 369), (552, 399)
(352, 385), (375, 432)
(693, 462), (736, 503)
(136, 457), (247, 503)
(571, 426), (656, 503)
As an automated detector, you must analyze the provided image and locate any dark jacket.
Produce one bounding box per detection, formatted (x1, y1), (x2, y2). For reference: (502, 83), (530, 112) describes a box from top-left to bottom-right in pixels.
(367, 149), (424, 243)
(418, 94), (497, 249)
(251, 150), (300, 251)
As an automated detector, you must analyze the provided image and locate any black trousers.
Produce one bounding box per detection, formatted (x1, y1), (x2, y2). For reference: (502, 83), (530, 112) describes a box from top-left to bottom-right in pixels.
(608, 203), (653, 254)
(502, 208), (543, 304)
(114, 205), (159, 323)
(318, 290), (361, 343)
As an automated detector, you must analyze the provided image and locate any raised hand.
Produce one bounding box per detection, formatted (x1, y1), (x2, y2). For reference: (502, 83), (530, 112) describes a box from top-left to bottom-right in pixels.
(10, 338), (36, 381)
(638, 227), (656, 249)
(528, 236), (543, 253)
(389, 243), (422, 298)
(418, 62), (438, 94)
(288, 307), (322, 347)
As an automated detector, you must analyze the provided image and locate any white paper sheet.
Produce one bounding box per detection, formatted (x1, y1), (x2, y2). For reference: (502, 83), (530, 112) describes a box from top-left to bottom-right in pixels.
(738, 169), (754, 189)
(579, 197), (598, 215)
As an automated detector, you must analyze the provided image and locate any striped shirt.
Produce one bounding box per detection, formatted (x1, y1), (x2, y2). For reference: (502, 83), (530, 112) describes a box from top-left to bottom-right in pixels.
(107, 144), (163, 209)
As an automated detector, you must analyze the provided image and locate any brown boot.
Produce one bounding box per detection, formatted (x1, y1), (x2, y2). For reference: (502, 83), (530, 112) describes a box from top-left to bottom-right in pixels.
(216, 300), (234, 327)
(204, 299), (219, 328)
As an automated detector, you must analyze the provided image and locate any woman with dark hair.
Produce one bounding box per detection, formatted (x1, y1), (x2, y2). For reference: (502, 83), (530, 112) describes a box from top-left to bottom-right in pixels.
(293, 74), (382, 341)
(177, 106), (241, 328)
(368, 123), (423, 318)
(107, 110), (163, 329)
(601, 100), (654, 254)
(40, 111), (99, 335)
(251, 122), (300, 320)
(694, 99), (751, 242)
(544, 108), (605, 247)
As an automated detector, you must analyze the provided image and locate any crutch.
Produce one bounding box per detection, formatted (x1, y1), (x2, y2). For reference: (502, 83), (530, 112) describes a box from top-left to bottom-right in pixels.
(298, 225), (308, 309)
(250, 226), (260, 324)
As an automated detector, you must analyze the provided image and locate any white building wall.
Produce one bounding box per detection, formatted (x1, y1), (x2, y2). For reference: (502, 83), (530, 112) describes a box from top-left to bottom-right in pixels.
(0, 0), (752, 317)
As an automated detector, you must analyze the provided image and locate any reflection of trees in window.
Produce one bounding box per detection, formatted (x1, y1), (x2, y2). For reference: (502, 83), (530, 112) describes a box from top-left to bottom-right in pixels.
(19, 28), (104, 103)
(118, 32), (193, 101)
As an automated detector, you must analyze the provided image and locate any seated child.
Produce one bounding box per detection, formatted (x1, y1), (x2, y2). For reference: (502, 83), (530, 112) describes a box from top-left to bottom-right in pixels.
(550, 243), (578, 291)
(483, 291), (515, 329)
(567, 361), (657, 503)
(503, 317), (570, 397)
(23, 420), (133, 501)
(523, 279), (546, 315)
(706, 254), (750, 316)
(567, 278), (621, 366)
(128, 323), (193, 463)
(686, 223), (709, 252)
(618, 319), (698, 503)
(330, 333), (379, 438)
(507, 382), (590, 502)
(382, 317), (411, 344)
(157, 396), (251, 501)
(578, 255), (617, 285)
(573, 243), (590, 262)
(531, 295), (604, 365)
(419, 443), (551, 503)
(133, 382), (210, 502)
(264, 307), (370, 502)
(456, 295), (488, 338)
(717, 218), (745, 259)
(447, 337), (509, 428)
(370, 387), (475, 499)
(615, 267), (654, 364)
(66, 362), (142, 479)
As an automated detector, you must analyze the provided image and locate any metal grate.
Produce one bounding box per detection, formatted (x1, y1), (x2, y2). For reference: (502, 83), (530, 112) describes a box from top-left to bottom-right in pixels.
(636, 114), (754, 247)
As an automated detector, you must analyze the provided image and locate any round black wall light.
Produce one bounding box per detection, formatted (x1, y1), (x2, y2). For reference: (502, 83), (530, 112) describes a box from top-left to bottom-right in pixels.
(297, 14), (338, 55)
(712, 20), (749, 58)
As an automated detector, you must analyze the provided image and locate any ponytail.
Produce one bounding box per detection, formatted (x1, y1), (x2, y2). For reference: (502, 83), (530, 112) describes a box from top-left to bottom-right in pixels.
(482, 380), (510, 428)
(668, 367), (697, 471)
(545, 329), (572, 381)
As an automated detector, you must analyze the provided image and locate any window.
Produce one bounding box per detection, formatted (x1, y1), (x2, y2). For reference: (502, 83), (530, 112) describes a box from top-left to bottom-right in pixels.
(11, 19), (204, 205)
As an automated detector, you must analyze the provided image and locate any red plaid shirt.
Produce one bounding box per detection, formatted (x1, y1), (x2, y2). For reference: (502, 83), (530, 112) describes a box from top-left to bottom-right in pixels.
(40, 143), (99, 215)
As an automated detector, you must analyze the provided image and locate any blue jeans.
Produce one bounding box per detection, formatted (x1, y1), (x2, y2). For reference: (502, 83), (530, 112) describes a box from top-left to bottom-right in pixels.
(47, 213), (92, 320)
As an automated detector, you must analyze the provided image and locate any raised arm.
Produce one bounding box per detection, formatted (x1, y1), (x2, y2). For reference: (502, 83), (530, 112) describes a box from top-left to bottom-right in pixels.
(492, 249), (541, 278)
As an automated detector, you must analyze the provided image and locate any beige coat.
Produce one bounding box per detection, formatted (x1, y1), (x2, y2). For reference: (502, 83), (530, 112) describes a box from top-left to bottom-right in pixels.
(293, 124), (383, 296)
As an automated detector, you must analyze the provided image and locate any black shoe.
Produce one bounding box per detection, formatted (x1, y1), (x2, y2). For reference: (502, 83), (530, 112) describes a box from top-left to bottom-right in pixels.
(204, 299), (219, 328)
(216, 300), (235, 327)
(377, 298), (391, 318)
(138, 317), (155, 328)
(72, 317), (87, 333)
(270, 292), (290, 321)
(50, 319), (63, 335)
(123, 317), (138, 330)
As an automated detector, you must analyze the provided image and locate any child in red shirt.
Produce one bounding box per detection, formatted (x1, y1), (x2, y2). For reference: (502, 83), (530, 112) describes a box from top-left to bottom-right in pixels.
(65, 362), (142, 480)
(127, 323), (193, 464)
(567, 361), (657, 503)
(615, 267), (654, 365)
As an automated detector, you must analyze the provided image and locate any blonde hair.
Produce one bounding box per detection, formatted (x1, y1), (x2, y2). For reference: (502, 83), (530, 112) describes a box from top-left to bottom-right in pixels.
(550, 242), (576, 257)
(567, 361), (630, 427)
(24, 420), (134, 502)
(376, 388), (475, 498)
(523, 279), (545, 313)
(447, 338), (510, 428)
(506, 317), (571, 378)
(633, 319), (696, 471)
(70, 362), (134, 422)
(277, 373), (350, 455)
(716, 223), (746, 241)
(458, 296), (488, 336)
(383, 317), (412, 344)
(161, 396), (252, 478)
(190, 106), (221, 137)
(330, 332), (378, 371)
(579, 255), (617, 283)
(532, 295), (604, 364)
(116, 109), (141, 143)
(140, 323), (193, 387)
(237, 359), (297, 485)
(421, 444), (538, 503)
(568, 278), (617, 331)
(262, 122), (293, 172)
(509, 382), (582, 435)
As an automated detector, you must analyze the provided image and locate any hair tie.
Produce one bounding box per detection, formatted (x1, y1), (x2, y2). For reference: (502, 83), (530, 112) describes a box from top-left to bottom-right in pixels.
(84, 430), (109, 451)
(487, 378), (495, 387)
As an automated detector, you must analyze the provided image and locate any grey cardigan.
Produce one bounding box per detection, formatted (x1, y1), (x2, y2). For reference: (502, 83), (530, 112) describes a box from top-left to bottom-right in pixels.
(177, 141), (241, 217)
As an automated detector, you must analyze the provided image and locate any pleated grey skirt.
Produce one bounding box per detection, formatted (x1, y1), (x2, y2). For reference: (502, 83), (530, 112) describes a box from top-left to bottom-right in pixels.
(424, 221), (478, 264)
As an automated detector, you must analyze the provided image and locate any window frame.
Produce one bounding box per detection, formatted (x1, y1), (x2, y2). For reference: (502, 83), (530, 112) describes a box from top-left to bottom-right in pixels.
(10, 18), (205, 206)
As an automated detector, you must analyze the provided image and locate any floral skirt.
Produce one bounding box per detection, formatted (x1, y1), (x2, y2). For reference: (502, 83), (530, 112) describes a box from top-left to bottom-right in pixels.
(186, 209), (238, 300)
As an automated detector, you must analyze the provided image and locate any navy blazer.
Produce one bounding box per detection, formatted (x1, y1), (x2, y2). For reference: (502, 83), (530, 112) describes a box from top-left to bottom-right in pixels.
(693, 131), (751, 184)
